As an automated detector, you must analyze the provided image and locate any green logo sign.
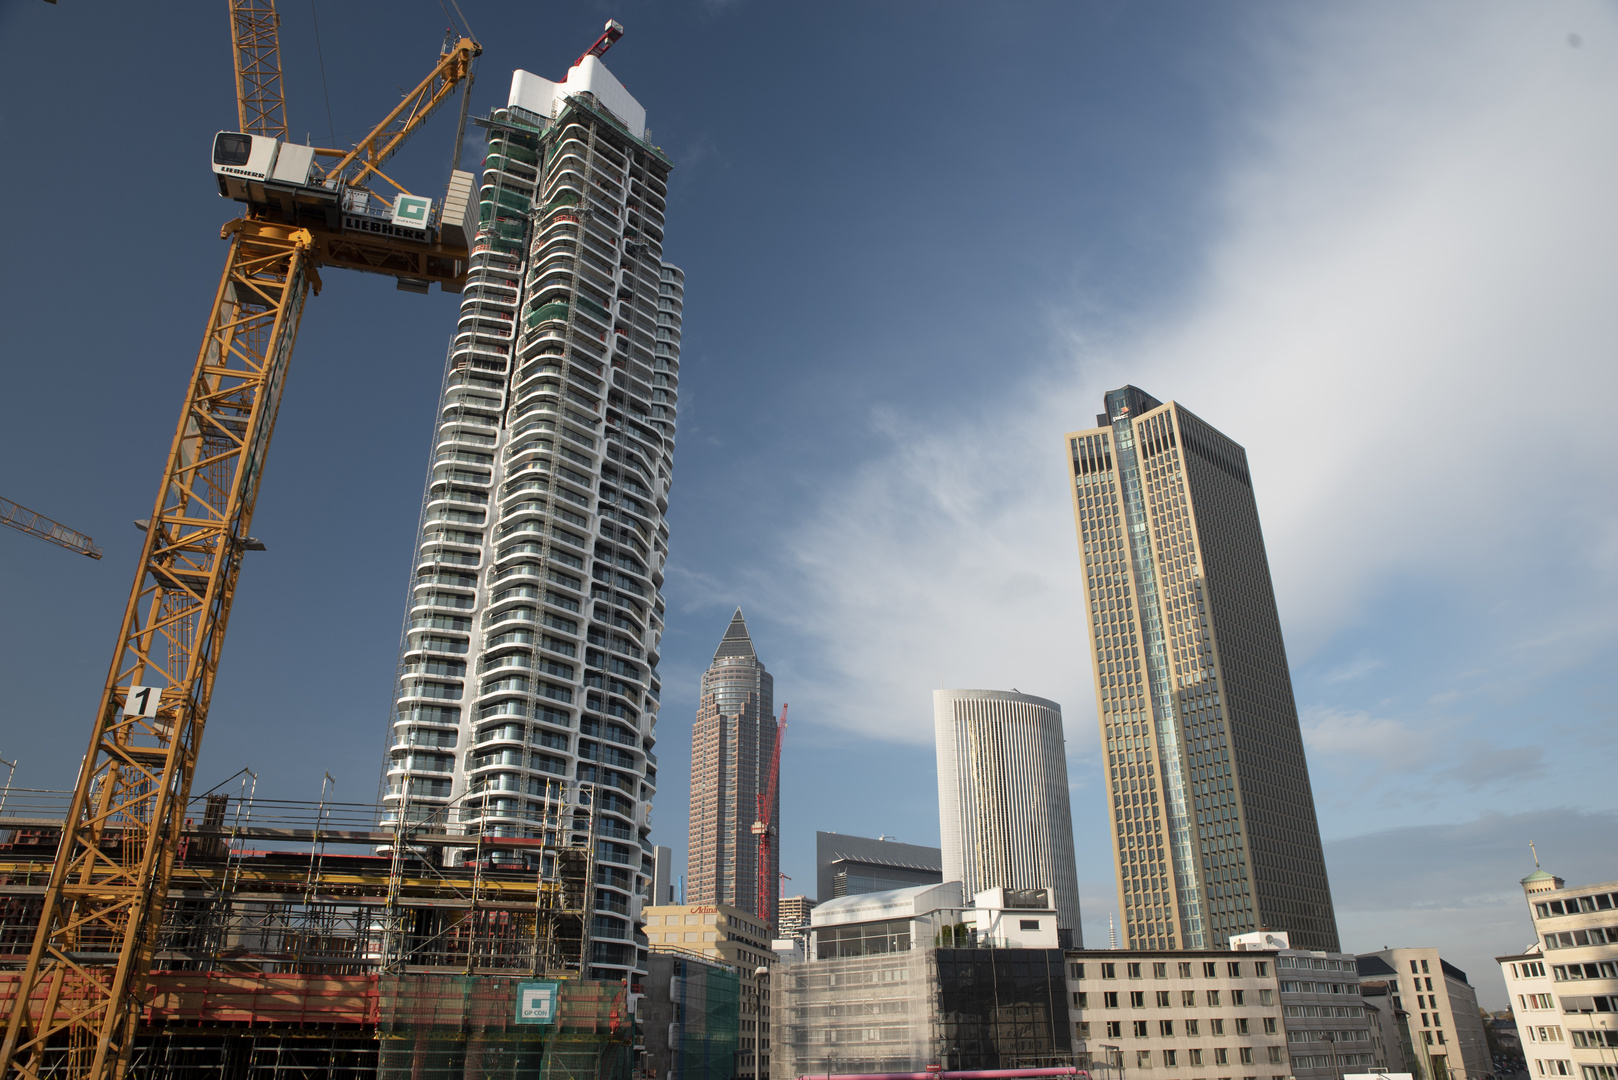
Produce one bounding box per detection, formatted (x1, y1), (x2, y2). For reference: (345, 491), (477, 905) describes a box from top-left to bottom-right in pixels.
(392, 195), (432, 227)
(515, 981), (559, 1025)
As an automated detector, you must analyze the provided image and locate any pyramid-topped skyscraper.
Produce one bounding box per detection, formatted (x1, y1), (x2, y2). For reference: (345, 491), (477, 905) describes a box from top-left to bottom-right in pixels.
(687, 609), (778, 921)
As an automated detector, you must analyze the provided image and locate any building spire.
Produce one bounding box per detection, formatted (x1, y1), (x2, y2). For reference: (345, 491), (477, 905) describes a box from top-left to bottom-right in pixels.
(713, 607), (757, 661)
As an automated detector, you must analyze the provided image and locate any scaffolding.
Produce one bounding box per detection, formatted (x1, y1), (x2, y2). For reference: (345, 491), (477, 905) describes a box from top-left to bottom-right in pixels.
(0, 787), (628, 1079)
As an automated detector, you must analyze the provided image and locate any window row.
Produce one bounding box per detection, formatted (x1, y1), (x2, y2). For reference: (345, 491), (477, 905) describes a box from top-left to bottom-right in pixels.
(1535, 893), (1618, 919)
(1080, 1040), (1284, 1068)
(1074, 960), (1267, 980)
(1080, 1016), (1278, 1038)
(1076, 990), (1274, 1009)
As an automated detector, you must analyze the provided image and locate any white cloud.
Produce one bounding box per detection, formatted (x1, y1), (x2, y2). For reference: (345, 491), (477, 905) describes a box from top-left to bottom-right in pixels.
(1301, 706), (1436, 773)
(1322, 654), (1382, 684)
(745, 1), (1618, 754)
(1326, 807), (1618, 1008)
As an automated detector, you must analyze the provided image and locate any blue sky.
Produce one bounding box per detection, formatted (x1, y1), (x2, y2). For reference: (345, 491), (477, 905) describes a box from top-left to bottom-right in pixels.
(3, 1), (1615, 1008)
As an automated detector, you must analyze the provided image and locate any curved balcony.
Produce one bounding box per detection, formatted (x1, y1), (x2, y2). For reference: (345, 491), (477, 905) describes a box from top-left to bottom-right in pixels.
(482, 605), (538, 634)
(493, 541), (543, 565)
(490, 563), (541, 587)
(449, 338), (512, 365)
(436, 427), (497, 451)
(478, 652), (533, 677)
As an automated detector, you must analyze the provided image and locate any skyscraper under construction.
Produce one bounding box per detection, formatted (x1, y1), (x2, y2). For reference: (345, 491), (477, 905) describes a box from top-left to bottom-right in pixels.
(382, 48), (682, 984)
(1065, 386), (1339, 952)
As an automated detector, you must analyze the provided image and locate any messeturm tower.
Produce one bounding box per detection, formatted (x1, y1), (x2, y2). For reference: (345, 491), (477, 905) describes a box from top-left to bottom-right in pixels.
(687, 610), (780, 924)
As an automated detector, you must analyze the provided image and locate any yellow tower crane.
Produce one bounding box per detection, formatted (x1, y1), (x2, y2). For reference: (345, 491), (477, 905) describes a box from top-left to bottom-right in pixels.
(0, 4), (480, 1078)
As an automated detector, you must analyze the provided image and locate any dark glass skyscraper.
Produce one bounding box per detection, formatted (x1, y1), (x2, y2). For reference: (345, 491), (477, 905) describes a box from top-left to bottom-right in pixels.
(1065, 386), (1339, 951)
(688, 609), (779, 922)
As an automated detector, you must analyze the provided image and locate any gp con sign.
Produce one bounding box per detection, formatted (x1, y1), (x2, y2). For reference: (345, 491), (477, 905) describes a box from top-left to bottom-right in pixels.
(515, 981), (559, 1025)
(392, 194), (433, 227)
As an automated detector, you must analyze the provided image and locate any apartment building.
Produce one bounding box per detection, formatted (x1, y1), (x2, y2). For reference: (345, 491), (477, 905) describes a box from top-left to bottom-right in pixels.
(381, 47), (683, 988)
(1498, 869), (1618, 1080)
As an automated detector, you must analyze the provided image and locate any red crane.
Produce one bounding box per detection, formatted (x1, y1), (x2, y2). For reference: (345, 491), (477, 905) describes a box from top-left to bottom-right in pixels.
(574, 19), (624, 69)
(752, 704), (787, 925)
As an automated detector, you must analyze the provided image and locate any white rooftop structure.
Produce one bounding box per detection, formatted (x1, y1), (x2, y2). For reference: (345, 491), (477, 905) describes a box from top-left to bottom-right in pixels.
(809, 881), (963, 928)
(509, 56), (647, 139)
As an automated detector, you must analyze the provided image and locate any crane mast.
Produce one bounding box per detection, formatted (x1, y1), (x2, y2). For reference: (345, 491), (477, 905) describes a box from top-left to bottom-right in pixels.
(228, 0), (288, 139)
(0, 5), (479, 1078)
(752, 705), (788, 925)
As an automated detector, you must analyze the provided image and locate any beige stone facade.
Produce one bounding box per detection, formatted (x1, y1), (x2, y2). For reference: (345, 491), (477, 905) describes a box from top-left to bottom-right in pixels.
(1066, 949), (1290, 1078)
(1357, 948), (1489, 1080)
(645, 902), (775, 1080)
(1064, 385), (1337, 952)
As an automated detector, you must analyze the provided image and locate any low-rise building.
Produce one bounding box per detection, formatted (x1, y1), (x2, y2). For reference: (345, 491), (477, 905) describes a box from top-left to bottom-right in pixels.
(642, 949), (741, 1080)
(645, 903), (775, 1080)
(1066, 946), (1289, 1078)
(1357, 948), (1490, 1080)
(1231, 931), (1380, 1079)
(1359, 977), (1416, 1074)
(1497, 868), (1618, 1080)
(773, 882), (1072, 1075)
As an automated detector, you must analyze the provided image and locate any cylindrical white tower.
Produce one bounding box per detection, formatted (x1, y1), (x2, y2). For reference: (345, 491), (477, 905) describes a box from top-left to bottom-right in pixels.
(934, 688), (1083, 943)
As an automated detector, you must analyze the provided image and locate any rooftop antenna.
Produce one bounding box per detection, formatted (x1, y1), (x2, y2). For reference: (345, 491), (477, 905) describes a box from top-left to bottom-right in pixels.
(1530, 840), (1540, 869)
(1108, 912), (1118, 949)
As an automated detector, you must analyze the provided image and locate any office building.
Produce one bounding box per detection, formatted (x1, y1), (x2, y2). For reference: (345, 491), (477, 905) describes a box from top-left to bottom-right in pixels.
(1231, 930), (1381, 1078)
(1497, 867), (1618, 1080)
(815, 831), (943, 901)
(773, 882), (1071, 1076)
(1064, 385), (1338, 951)
(653, 843), (675, 905)
(933, 689), (1083, 943)
(644, 903), (776, 1080)
(1067, 947), (1289, 1077)
(1357, 948), (1489, 1080)
(380, 50), (681, 986)
(688, 609), (779, 921)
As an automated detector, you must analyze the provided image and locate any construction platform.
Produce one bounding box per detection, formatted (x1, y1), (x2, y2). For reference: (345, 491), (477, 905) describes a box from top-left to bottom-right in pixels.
(0, 788), (641, 1079)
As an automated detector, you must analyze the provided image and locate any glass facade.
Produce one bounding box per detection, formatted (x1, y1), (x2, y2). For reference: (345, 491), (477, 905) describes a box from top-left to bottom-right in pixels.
(935, 948), (1075, 1070)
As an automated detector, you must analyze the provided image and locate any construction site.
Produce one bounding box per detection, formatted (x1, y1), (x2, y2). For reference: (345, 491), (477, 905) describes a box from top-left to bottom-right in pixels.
(0, 0), (684, 1076)
(0, 784), (637, 1079)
